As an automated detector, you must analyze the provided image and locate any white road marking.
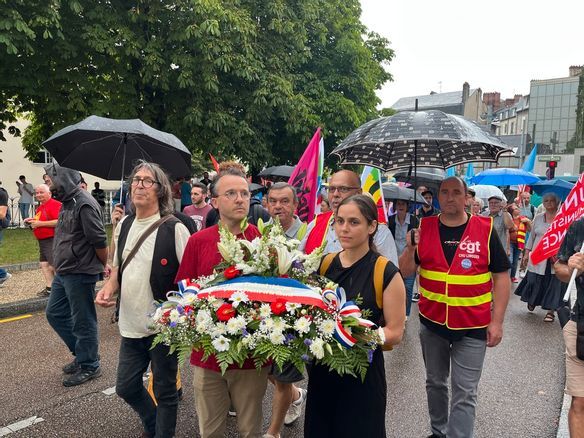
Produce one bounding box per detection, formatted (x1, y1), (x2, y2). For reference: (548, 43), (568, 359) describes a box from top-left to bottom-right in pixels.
(0, 416), (45, 436)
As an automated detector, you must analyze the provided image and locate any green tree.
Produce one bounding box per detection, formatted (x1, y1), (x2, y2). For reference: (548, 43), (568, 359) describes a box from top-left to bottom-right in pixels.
(1, 0), (393, 171)
(567, 71), (584, 153)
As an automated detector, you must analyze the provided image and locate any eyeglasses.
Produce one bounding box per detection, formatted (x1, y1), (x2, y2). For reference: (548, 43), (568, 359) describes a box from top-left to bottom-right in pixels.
(217, 190), (251, 201)
(131, 177), (159, 188)
(326, 186), (360, 194)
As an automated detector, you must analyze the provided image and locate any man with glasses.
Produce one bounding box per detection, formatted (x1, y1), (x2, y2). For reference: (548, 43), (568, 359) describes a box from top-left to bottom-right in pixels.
(44, 163), (108, 387)
(175, 167), (269, 438)
(300, 170), (399, 267)
(264, 182), (307, 437)
(96, 161), (190, 438)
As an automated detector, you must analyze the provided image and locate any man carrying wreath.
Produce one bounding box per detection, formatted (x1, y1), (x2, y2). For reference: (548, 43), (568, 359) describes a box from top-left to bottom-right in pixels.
(175, 166), (269, 438)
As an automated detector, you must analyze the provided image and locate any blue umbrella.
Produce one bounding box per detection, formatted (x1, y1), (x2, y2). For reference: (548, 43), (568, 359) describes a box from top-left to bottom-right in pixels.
(531, 179), (574, 200)
(470, 168), (540, 186)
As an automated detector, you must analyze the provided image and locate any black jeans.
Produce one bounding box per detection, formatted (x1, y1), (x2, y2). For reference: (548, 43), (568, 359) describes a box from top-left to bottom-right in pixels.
(116, 336), (178, 437)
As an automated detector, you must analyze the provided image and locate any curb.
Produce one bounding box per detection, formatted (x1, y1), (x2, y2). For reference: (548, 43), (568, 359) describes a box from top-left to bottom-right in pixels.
(0, 296), (48, 319)
(556, 393), (570, 437)
(0, 262), (40, 272)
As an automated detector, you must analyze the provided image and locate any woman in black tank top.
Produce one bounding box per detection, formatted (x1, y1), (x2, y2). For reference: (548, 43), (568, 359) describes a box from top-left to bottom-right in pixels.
(304, 195), (406, 438)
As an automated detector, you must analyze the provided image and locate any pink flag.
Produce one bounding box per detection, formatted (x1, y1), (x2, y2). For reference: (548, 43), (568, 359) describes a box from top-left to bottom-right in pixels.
(530, 173), (584, 265)
(288, 128), (321, 223)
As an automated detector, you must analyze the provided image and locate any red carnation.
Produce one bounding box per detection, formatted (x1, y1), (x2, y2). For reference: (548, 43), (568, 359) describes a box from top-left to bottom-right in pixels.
(224, 266), (242, 280)
(217, 303), (236, 321)
(270, 299), (287, 315)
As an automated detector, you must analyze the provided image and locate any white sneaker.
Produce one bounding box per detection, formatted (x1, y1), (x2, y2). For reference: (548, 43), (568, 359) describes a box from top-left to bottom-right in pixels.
(284, 387), (307, 425)
(0, 272), (12, 287)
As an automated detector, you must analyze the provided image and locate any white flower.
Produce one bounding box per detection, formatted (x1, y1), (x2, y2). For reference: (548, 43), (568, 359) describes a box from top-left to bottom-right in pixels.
(272, 317), (287, 332)
(226, 315), (247, 335)
(212, 335), (230, 352)
(169, 309), (180, 322)
(285, 302), (301, 313)
(259, 303), (272, 318)
(206, 297), (223, 310)
(319, 319), (336, 337)
(211, 322), (227, 338)
(269, 331), (286, 345)
(294, 317), (312, 334)
(260, 317), (275, 333)
(309, 337), (325, 359)
(230, 291), (249, 308)
(153, 307), (163, 321)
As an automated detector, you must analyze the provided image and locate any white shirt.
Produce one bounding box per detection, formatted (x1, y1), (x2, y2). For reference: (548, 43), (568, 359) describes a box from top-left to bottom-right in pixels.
(113, 214), (191, 338)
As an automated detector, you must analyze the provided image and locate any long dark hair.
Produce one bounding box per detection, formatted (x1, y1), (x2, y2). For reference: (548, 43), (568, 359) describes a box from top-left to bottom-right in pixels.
(336, 194), (379, 253)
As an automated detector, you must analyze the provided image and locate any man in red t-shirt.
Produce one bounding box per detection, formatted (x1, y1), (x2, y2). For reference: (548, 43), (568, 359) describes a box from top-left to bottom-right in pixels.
(175, 168), (268, 438)
(25, 184), (62, 296)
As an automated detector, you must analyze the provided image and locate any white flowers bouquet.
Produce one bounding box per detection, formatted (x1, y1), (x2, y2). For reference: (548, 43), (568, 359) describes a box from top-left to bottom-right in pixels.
(151, 220), (382, 379)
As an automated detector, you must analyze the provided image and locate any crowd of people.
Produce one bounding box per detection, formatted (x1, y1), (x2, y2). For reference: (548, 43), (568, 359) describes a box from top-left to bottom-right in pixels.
(0, 161), (582, 438)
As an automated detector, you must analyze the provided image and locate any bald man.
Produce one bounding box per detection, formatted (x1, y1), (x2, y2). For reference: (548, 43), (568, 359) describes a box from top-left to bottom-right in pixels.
(300, 170), (399, 267)
(25, 184), (62, 296)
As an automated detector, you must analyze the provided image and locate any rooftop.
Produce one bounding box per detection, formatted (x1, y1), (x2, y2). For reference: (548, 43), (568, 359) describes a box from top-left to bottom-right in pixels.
(391, 89), (478, 111)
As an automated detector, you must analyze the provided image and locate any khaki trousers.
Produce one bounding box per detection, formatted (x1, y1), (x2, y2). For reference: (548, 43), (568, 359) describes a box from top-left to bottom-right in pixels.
(193, 366), (269, 438)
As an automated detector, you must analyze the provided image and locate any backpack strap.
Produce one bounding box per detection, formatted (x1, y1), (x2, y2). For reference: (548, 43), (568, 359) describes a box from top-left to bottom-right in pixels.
(319, 252), (338, 276)
(374, 256), (389, 309)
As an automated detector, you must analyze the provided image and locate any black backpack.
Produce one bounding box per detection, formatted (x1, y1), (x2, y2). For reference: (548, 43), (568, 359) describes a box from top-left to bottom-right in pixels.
(0, 188), (10, 228)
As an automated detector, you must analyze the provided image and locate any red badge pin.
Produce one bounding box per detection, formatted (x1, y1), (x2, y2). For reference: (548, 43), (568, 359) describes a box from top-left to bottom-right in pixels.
(160, 258), (168, 266)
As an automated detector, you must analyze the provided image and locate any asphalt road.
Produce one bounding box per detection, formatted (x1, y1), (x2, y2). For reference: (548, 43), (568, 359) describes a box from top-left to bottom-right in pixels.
(0, 290), (565, 437)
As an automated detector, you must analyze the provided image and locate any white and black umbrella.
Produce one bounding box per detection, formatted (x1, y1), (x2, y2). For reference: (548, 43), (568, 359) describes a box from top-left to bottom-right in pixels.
(43, 115), (192, 180)
(331, 110), (512, 179)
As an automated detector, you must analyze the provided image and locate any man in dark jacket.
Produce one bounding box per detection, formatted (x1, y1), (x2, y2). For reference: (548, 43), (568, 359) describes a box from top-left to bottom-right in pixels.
(44, 163), (108, 387)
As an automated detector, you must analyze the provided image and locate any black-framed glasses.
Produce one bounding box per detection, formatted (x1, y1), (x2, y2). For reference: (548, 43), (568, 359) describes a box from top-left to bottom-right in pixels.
(326, 186), (360, 194)
(217, 190), (251, 201)
(130, 177), (159, 188)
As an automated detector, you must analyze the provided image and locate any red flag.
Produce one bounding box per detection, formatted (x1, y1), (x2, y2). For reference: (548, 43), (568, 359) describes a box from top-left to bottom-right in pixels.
(288, 128), (322, 223)
(530, 173), (584, 265)
(209, 153), (220, 172)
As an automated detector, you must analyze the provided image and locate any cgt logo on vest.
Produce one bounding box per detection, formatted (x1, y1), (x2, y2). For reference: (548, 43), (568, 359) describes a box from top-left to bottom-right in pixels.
(458, 236), (481, 259)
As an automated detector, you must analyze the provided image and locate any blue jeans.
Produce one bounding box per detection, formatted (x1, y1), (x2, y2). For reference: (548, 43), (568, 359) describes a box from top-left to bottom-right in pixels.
(404, 275), (416, 316)
(46, 273), (100, 369)
(116, 336), (178, 438)
(509, 242), (521, 278)
(19, 202), (30, 220)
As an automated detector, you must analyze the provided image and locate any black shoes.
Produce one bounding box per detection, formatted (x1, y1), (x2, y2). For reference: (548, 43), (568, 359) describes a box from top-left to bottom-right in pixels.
(63, 366), (102, 387)
(62, 359), (80, 374)
(412, 293), (420, 302)
(37, 287), (51, 297)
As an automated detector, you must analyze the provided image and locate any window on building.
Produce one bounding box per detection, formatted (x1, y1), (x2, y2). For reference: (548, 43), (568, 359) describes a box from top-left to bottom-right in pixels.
(30, 149), (53, 164)
(580, 155), (584, 174)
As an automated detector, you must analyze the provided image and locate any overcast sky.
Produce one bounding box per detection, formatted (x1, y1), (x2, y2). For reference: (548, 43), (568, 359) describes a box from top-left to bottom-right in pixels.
(360, 0), (584, 108)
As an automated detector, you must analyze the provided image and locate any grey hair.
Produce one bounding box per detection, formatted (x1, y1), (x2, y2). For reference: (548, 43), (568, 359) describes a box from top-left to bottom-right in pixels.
(473, 197), (484, 209)
(127, 160), (174, 216)
(35, 184), (50, 193)
(542, 192), (561, 204)
(267, 182), (298, 204)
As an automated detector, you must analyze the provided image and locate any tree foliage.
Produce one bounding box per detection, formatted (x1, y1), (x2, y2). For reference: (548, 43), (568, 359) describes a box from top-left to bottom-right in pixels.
(0, 0), (394, 171)
(567, 71), (584, 153)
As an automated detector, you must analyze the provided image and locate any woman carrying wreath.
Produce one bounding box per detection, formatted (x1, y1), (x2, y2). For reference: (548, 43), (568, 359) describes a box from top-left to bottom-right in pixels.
(304, 194), (406, 437)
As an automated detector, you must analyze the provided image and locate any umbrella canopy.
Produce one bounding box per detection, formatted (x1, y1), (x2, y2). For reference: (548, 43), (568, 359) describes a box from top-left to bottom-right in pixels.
(392, 166), (445, 189)
(531, 179), (574, 200)
(469, 185), (507, 202)
(469, 168), (540, 186)
(43, 115), (191, 180)
(249, 182), (265, 194)
(382, 183), (428, 204)
(258, 165), (295, 179)
(331, 110), (512, 172)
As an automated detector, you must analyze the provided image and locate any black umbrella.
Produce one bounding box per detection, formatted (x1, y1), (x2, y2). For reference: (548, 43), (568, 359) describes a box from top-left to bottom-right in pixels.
(331, 110), (512, 176)
(382, 183), (428, 204)
(257, 165), (295, 179)
(43, 115), (192, 180)
(392, 166), (445, 191)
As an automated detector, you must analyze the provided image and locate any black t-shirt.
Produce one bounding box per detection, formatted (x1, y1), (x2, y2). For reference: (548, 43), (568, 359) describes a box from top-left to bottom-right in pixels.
(415, 214), (510, 341)
(557, 217), (584, 322)
(321, 250), (400, 324)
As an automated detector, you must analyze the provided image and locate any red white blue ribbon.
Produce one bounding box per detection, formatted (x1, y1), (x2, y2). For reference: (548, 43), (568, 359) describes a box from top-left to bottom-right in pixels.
(321, 287), (376, 348)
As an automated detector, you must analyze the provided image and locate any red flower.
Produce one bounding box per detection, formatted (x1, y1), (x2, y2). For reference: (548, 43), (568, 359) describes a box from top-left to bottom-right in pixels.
(217, 303), (236, 321)
(183, 305), (193, 314)
(270, 299), (287, 315)
(224, 266), (242, 280)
